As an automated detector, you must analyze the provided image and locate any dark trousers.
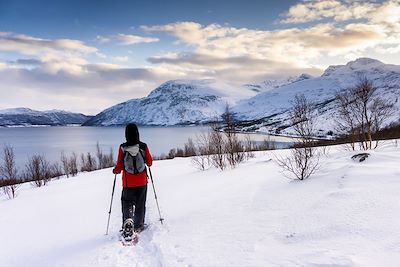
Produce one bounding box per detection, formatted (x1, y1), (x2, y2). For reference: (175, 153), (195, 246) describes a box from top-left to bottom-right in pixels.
(121, 185), (147, 228)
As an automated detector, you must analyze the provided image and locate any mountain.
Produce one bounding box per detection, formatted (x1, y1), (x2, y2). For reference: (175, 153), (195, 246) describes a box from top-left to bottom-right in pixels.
(0, 108), (90, 127)
(244, 74), (313, 93)
(233, 58), (400, 136)
(83, 79), (254, 126)
(84, 58), (399, 135)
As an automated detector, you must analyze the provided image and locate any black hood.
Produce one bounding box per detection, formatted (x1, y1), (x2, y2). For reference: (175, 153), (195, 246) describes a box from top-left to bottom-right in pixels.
(125, 123), (140, 145)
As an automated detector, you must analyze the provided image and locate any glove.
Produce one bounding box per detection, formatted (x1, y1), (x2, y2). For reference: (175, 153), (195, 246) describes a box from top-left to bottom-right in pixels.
(112, 168), (119, 174)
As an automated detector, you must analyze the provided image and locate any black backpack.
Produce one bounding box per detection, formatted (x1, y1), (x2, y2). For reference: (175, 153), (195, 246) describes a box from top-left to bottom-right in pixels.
(122, 144), (146, 174)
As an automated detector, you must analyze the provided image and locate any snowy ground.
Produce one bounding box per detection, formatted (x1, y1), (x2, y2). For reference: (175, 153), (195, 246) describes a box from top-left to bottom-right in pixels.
(1, 141), (400, 267)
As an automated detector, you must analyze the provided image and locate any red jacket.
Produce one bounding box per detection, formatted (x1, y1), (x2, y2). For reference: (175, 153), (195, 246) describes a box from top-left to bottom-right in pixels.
(114, 143), (153, 187)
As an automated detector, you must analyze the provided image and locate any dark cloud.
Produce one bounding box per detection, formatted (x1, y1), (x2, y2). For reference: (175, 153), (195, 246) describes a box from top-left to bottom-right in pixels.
(7, 58), (43, 66)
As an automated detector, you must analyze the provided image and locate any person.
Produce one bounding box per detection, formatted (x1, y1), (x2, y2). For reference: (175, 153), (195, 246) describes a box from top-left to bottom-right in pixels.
(113, 123), (153, 235)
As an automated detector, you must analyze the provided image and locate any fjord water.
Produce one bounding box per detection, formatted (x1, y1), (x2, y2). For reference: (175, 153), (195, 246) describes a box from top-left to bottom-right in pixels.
(0, 126), (204, 168)
(0, 126), (292, 169)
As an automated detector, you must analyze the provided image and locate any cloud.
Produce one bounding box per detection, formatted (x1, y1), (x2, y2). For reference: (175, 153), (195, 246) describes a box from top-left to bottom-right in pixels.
(280, 0), (400, 25)
(0, 32), (163, 114)
(7, 58), (43, 67)
(96, 33), (159, 45)
(142, 14), (396, 84)
(0, 56), (182, 114)
(280, 0), (376, 24)
(2, 1), (400, 114)
(0, 32), (97, 56)
(112, 56), (129, 62)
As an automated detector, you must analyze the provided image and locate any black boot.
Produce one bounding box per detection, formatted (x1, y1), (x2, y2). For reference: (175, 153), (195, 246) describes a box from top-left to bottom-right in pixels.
(122, 218), (134, 239)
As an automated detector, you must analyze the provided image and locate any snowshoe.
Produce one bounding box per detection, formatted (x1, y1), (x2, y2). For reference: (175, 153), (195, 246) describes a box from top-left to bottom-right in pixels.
(120, 219), (138, 246)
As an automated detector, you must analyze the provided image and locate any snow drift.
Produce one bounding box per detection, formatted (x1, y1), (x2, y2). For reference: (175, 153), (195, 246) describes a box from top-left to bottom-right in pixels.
(1, 141), (400, 266)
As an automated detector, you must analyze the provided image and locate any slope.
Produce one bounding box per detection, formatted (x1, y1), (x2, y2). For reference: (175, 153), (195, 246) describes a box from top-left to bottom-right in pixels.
(0, 108), (90, 127)
(234, 58), (400, 135)
(83, 79), (254, 126)
(1, 141), (400, 266)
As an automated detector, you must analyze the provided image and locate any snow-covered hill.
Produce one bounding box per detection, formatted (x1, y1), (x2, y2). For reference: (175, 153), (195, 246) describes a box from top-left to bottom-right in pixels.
(83, 79), (255, 126)
(0, 108), (90, 127)
(85, 58), (399, 132)
(234, 58), (400, 135)
(244, 73), (313, 93)
(1, 141), (400, 266)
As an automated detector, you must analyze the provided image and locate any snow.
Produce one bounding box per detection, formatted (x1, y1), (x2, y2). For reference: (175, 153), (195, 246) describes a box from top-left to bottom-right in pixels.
(234, 58), (400, 135)
(0, 108), (89, 126)
(1, 141), (400, 266)
(84, 58), (400, 134)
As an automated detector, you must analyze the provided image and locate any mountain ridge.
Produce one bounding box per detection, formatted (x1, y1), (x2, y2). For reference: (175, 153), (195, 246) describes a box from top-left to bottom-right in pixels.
(0, 108), (91, 127)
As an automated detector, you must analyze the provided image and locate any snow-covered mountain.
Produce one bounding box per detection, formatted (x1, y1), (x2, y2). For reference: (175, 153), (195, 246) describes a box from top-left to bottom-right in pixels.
(234, 58), (400, 135)
(0, 108), (90, 127)
(84, 58), (399, 134)
(244, 73), (313, 93)
(83, 79), (254, 126)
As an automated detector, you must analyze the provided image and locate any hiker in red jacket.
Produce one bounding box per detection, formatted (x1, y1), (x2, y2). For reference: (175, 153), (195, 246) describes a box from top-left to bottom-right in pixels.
(113, 123), (153, 235)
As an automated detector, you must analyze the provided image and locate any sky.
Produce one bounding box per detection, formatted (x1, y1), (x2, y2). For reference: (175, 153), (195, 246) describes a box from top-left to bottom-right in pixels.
(1, 0), (400, 115)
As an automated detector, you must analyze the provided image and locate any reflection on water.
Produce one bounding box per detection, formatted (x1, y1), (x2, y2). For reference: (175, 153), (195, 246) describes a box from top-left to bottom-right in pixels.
(0, 126), (293, 168)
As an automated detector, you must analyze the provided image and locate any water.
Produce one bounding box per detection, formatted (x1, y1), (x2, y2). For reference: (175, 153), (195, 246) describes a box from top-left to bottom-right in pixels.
(0, 126), (293, 169)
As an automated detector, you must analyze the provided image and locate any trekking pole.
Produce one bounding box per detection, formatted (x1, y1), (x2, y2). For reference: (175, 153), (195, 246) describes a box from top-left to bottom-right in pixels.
(148, 167), (164, 224)
(105, 174), (117, 235)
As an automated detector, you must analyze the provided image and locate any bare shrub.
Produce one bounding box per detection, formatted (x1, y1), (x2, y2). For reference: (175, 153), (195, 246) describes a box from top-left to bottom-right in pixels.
(69, 153), (78, 176)
(276, 94), (320, 180)
(61, 151), (70, 177)
(175, 148), (185, 157)
(209, 123), (227, 170)
(276, 147), (319, 180)
(256, 137), (276, 151)
(184, 138), (197, 157)
(191, 133), (212, 170)
(222, 105), (245, 167)
(96, 143), (114, 169)
(80, 152), (97, 172)
(243, 134), (255, 159)
(0, 145), (20, 199)
(335, 77), (395, 150)
(61, 152), (78, 177)
(51, 162), (63, 179)
(25, 154), (53, 187)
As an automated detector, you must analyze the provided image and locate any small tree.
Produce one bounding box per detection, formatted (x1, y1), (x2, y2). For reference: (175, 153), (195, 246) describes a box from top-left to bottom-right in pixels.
(96, 142), (104, 169)
(184, 138), (197, 157)
(191, 133), (212, 171)
(61, 152), (78, 177)
(335, 77), (395, 150)
(0, 145), (20, 199)
(25, 154), (53, 187)
(61, 151), (70, 177)
(335, 89), (358, 150)
(209, 123), (227, 170)
(96, 143), (114, 169)
(243, 134), (255, 159)
(80, 152), (97, 172)
(276, 94), (319, 180)
(222, 105), (245, 167)
(69, 152), (78, 176)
